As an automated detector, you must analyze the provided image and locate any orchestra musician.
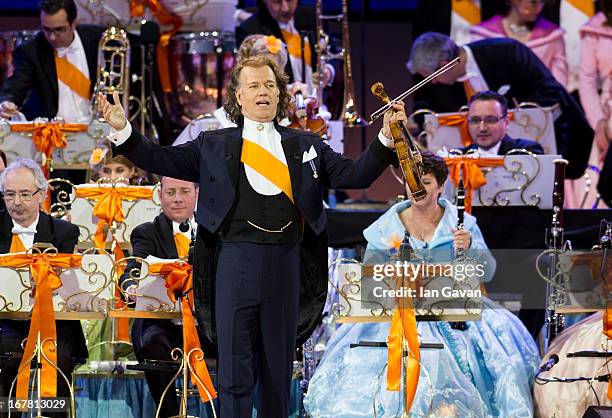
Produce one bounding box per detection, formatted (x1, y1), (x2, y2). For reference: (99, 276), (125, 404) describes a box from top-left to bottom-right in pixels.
(99, 54), (401, 417)
(457, 90), (544, 155)
(0, 158), (86, 418)
(407, 31), (593, 180)
(120, 176), (199, 418)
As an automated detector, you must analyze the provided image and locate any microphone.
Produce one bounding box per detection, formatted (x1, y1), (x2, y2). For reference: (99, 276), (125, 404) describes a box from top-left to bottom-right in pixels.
(179, 221), (190, 233)
(538, 354), (559, 373)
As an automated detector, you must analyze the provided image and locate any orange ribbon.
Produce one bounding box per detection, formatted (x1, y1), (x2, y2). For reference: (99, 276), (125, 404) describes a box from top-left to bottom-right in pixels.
(130, 0), (182, 93)
(174, 233), (190, 258)
(437, 112), (515, 147)
(149, 262), (217, 403)
(75, 187), (154, 249)
(444, 156), (505, 213)
(0, 253), (82, 402)
(386, 274), (420, 413)
(10, 234), (27, 253)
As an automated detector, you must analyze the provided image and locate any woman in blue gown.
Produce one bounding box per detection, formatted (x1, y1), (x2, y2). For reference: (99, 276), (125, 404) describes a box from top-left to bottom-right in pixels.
(304, 152), (540, 417)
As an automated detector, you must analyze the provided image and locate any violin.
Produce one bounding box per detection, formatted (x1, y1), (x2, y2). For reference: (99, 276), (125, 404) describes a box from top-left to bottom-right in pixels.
(371, 82), (427, 201)
(288, 91), (329, 139)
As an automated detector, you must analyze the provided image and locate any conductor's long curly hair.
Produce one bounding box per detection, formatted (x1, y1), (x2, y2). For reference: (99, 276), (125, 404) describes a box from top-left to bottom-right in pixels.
(224, 55), (291, 124)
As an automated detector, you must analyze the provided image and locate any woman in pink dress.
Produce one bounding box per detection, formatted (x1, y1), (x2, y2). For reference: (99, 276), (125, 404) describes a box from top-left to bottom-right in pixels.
(470, 0), (568, 88)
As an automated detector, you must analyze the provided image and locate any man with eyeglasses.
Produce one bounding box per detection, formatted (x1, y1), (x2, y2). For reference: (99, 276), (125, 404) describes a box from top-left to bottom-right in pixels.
(0, 0), (104, 122)
(0, 158), (86, 418)
(457, 90), (544, 155)
(119, 176), (199, 418)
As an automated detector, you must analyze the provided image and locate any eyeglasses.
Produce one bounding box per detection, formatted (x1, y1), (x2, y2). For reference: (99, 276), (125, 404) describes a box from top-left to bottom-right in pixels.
(162, 189), (195, 198)
(2, 189), (41, 202)
(41, 25), (71, 36)
(467, 115), (506, 126)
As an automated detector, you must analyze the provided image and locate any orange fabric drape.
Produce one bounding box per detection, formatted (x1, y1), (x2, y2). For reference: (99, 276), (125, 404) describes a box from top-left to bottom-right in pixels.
(0, 253), (82, 401)
(149, 262), (217, 403)
(386, 275), (420, 414)
(451, 0), (481, 25)
(10, 123), (88, 178)
(130, 0), (182, 93)
(444, 156), (505, 213)
(74, 187), (154, 249)
(174, 233), (190, 258)
(437, 112), (515, 147)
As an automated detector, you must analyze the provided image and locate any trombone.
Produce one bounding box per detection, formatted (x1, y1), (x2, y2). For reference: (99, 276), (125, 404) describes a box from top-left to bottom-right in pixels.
(315, 0), (367, 127)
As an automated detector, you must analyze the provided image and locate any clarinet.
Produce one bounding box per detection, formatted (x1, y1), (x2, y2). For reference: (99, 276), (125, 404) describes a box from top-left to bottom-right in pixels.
(545, 159), (569, 348)
(456, 179), (466, 260)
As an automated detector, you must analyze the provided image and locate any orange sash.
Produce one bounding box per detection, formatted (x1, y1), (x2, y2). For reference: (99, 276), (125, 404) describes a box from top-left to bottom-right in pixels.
(74, 187), (154, 249)
(240, 139), (294, 203)
(150, 262), (217, 403)
(0, 253), (82, 402)
(451, 0), (481, 25)
(280, 29), (312, 69)
(54, 54), (91, 99)
(174, 233), (190, 258)
(386, 275), (420, 413)
(463, 80), (477, 102)
(9, 234), (27, 253)
(444, 156), (505, 213)
(566, 0), (595, 16)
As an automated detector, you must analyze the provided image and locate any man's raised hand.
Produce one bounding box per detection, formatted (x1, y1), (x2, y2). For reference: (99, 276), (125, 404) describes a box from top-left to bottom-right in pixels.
(98, 91), (127, 131)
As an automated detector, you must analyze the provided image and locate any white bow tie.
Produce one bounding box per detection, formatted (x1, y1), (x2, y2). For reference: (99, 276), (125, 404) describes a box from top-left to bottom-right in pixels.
(12, 225), (37, 235)
(56, 45), (78, 58)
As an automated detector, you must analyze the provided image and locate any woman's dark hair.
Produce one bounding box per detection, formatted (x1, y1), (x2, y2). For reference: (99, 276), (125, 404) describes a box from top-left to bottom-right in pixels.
(0, 150), (7, 169)
(420, 151), (449, 186)
(40, 0), (77, 23)
(224, 55), (291, 124)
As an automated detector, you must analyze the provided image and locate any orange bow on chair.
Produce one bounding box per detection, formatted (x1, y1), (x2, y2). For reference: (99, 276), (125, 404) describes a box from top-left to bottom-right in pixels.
(0, 253), (82, 402)
(10, 123), (88, 178)
(75, 186), (154, 249)
(386, 274), (420, 414)
(149, 261), (217, 403)
(444, 156), (505, 213)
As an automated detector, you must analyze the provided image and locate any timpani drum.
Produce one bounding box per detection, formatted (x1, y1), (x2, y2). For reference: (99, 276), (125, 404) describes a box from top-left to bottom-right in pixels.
(167, 31), (236, 122)
(0, 30), (37, 87)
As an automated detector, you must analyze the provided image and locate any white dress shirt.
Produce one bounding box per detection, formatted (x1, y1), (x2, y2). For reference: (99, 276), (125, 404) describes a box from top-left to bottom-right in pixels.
(457, 45), (490, 92)
(55, 31), (92, 123)
(11, 214), (40, 250)
(477, 140), (502, 156)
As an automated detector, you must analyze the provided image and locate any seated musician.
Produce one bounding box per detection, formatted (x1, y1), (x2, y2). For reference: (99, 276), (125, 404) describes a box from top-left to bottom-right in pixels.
(0, 158), (87, 418)
(120, 176), (198, 418)
(456, 90), (544, 155)
(303, 152), (540, 417)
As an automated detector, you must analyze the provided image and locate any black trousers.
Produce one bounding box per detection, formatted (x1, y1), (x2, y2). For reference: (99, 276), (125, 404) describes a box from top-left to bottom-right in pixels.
(215, 241), (300, 418)
(132, 319), (182, 418)
(0, 320), (79, 418)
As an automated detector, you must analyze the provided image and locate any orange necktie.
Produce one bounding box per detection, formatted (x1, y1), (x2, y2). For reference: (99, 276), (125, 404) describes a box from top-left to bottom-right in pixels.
(174, 233), (190, 258)
(54, 53), (91, 99)
(9, 234), (27, 253)
(280, 29), (312, 69)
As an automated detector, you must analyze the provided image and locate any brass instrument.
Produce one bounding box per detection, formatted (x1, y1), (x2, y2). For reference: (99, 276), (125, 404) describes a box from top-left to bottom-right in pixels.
(315, 0), (366, 127)
(91, 26), (131, 119)
(371, 82), (427, 201)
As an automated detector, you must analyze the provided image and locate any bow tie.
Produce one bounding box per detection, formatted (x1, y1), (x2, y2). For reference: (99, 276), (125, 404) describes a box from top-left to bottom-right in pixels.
(56, 45), (78, 58)
(12, 225), (37, 236)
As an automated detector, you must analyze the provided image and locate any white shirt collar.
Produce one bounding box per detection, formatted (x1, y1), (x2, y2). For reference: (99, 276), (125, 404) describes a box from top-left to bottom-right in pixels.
(171, 217), (196, 236)
(478, 140), (502, 156)
(278, 19), (296, 33)
(242, 116), (276, 137)
(11, 213), (40, 235)
(55, 30), (83, 57)
(456, 45), (489, 92)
